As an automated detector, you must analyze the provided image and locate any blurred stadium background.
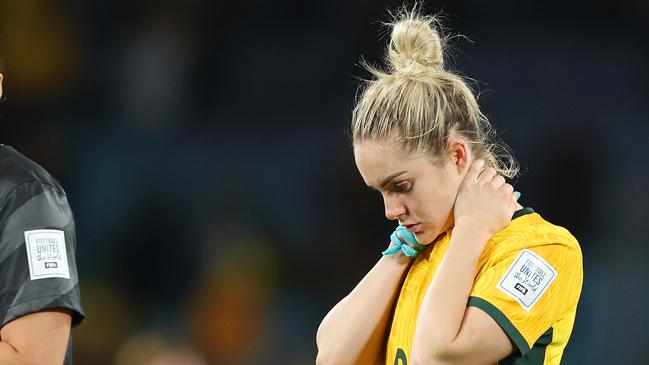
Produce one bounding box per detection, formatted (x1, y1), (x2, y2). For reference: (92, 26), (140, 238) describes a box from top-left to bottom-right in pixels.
(0, 0), (648, 364)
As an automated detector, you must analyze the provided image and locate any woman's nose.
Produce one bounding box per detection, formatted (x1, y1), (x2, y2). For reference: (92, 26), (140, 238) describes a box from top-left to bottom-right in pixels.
(384, 195), (406, 221)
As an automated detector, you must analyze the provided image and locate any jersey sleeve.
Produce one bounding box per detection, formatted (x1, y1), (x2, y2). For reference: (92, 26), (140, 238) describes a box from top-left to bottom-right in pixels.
(0, 180), (84, 328)
(467, 243), (582, 356)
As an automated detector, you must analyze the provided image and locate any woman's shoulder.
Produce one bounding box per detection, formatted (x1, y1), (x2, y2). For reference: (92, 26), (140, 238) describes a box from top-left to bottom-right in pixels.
(487, 209), (582, 260)
(0, 145), (65, 202)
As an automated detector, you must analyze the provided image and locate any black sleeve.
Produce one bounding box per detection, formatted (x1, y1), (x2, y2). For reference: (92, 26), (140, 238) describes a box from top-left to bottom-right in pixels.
(0, 180), (84, 327)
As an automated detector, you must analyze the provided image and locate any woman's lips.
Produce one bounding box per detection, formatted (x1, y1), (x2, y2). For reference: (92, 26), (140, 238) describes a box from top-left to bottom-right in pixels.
(405, 223), (421, 233)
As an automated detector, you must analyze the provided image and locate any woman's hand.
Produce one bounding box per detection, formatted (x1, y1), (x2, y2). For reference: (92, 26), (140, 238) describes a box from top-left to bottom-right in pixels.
(453, 159), (518, 240)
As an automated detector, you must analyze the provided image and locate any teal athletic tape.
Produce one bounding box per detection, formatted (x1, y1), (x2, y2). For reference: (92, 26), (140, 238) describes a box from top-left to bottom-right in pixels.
(382, 226), (426, 258)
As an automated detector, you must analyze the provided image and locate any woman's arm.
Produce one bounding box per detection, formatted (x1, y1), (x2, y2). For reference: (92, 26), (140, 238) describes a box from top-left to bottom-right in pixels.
(316, 251), (411, 365)
(410, 226), (513, 365)
(410, 161), (517, 365)
(0, 309), (72, 365)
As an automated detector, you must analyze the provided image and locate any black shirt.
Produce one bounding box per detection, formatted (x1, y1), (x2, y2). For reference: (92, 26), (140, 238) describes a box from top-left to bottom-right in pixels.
(0, 145), (84, 364)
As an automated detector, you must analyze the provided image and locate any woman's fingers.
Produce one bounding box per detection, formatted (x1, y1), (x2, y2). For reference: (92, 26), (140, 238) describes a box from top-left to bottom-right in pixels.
(466, 159), (486, 182)
(491, 174), (506, 188)
(502, 182), (514, 196)
(478, 167), (497, 184)
(465, 160), (514, 204)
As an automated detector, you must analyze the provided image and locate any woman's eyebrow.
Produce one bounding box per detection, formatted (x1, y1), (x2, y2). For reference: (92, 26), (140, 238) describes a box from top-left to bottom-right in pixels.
(380, 170), (407, 188)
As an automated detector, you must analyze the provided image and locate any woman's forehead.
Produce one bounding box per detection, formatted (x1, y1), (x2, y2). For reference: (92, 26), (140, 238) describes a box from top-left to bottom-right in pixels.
(354, 139), (432, 183)
(355, 139), (405, 166)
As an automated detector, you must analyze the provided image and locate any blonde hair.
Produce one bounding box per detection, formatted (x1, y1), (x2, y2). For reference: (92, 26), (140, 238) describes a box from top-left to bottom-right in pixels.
(351, 9), (519, 178)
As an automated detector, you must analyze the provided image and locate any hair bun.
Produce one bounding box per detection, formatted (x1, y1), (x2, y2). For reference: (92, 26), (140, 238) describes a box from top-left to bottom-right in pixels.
(388, 17), (443, 73)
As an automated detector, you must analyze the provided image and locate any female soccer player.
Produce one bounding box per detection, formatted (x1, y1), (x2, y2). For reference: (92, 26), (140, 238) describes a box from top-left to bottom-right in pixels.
(316, 10), (583, 365)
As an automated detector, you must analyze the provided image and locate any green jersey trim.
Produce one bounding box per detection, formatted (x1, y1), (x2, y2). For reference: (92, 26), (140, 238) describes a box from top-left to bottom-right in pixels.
(500, 328), (553, 364)
(512, 207), (535, 220)
(468, 296), (555, 364)
(467, 296), (530, 355)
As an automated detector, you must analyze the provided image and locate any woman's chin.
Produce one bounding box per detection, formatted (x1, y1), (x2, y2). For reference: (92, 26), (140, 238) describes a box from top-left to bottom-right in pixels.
(414, 231), (434, 245)
(414, 228), (444, 245)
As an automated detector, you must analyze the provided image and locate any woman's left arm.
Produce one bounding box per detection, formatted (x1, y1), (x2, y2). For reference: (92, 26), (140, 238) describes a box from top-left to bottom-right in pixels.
(410, 160), (517, 365)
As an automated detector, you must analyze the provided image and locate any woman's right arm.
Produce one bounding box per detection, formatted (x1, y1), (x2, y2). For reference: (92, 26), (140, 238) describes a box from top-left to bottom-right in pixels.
(316, 250), (411, 365)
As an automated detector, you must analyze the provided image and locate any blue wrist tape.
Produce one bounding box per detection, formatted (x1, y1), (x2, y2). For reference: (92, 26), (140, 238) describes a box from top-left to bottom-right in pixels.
(382, 226), (426, 258)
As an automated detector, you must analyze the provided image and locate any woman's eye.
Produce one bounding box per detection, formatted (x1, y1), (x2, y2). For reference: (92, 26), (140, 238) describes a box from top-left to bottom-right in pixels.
(393, 182), (412, 193)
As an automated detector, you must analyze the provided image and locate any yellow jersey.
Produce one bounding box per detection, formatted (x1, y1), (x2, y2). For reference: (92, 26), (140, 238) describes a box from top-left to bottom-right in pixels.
(385, 208), (583, 365)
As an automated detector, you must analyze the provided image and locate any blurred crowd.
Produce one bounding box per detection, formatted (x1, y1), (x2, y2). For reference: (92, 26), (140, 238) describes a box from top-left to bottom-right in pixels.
(0, 0), (648, 364)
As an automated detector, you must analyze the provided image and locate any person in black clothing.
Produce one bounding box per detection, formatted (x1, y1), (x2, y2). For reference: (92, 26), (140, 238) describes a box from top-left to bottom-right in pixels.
(0, 67), (84, 364)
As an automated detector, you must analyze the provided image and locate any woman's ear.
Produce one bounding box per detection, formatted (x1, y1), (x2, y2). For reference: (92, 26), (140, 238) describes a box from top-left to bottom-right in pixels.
(447, 137), (470, 174)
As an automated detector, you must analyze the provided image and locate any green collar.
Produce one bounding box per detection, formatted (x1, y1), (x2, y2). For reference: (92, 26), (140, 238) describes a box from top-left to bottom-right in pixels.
(512, 207), (535, 220)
